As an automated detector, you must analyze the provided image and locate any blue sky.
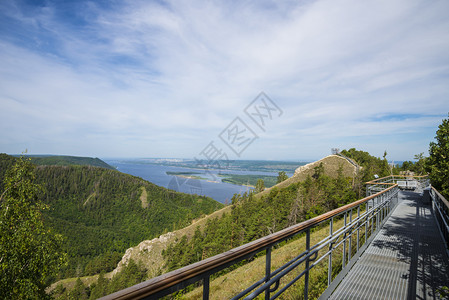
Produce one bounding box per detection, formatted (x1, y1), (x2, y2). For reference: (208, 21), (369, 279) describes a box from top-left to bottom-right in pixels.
(0, 0), (448, 161)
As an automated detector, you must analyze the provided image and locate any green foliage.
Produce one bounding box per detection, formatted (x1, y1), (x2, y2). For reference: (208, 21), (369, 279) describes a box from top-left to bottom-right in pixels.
(37, 165), (222, 278)
(340, 148), (391, 181)
(399, 152), (427, 175)
(162, 167), (356, 274)
(340, 148), (394, 196)
(255, 179), (265, 193)
(0, 156), (66, 299)
(427, 114), (449, 198)
(68, 278), (88, 299)
(27, 155), (115, 170)
(55, 260), (148, 300)
(0, 154), (17, 193)
(277, 171), (289, 183)
(0, 154), (223, 280)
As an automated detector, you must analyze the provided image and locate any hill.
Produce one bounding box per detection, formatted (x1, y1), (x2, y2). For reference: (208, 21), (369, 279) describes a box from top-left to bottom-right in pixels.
(66, 154), (358, 298)
(258, 154), (357, 197)
(23, 155), (115, 170)
(160, 155), (358, 274)
(0, 154), (223, 280)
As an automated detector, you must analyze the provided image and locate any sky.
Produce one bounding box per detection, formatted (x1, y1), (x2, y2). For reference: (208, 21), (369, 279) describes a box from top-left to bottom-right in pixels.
(0, 0), (448, 161)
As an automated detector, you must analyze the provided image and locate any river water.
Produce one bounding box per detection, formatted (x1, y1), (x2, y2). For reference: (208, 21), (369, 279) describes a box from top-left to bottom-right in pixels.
(104, 159), (294, 204)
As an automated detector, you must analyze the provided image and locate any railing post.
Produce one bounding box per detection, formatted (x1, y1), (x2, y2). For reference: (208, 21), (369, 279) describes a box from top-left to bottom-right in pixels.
(365, 202), (368, 243)
(304, 228), (310, 300)
(203, 275), (210, 300)
(343, 212), (347, 268)
(376, 197), (382, 231)
(265, 247), (272, 300)
(328, 217), (333, 286)
(357, 205), (360, 252)
(371, 199), (374, 235)
(348, 209), (352, 261)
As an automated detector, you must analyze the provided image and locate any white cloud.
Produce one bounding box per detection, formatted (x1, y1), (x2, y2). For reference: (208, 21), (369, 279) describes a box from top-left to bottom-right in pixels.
(0, 0), (448, 160)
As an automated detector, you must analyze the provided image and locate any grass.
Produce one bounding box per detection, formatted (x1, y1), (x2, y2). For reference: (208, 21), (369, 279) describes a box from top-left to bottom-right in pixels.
(258, 155), (357, 198)
(140, 186), (148, 208)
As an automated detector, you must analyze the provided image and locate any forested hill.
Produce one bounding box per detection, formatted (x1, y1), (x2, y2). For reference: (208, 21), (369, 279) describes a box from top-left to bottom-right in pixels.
(0, 154), (223, 279)
(162, 156), (359, 274)
(22, 155), (115, 170)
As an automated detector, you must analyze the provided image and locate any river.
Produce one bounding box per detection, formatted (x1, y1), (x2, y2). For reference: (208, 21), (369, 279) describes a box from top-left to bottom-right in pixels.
(104, 159), (295, 204)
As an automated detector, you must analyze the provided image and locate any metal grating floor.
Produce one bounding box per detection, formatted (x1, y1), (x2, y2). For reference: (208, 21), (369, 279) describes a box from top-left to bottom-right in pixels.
(329, 191), (449, 299)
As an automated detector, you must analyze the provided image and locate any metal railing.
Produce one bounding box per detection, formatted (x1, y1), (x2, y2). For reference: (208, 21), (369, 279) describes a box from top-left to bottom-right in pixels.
(365, 175), (429, 196)
(430, 187), (449, 253)
(101, 182), (401, 300)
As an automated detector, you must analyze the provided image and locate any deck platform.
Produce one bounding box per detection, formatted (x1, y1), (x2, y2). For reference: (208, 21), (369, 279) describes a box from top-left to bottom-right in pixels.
(330, 191), (449, 299)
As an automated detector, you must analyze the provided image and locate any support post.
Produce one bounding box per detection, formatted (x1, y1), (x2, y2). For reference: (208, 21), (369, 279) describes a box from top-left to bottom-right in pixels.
(328, 218), (333, 286)
(304, 229), (310, 300)
(265, 247), (272, 300)
(203, 276), (210, 300)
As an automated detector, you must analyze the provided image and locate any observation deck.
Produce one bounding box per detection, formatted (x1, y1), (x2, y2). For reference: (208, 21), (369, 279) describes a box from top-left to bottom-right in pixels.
(329, 191), (449, 299)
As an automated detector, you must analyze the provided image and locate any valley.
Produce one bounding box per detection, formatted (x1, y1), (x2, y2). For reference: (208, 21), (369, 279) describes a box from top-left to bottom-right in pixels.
(0, 148), (439, 299)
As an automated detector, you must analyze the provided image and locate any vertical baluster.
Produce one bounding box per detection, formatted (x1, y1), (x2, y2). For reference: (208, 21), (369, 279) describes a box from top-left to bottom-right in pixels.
(265, 247), (271, 300)
(304, 229), (310, 300)
(348, 209), (352, 261)
(203, 276), (210, 300)
(357, 205), (360, 251)
(343, 212), (347, 268)
(328, 218), (333, 286)
(376, 197), (380, 231)
(380, 195), (384, 223)
(371, 199), (374, 235)
(365, 201), (368, 243)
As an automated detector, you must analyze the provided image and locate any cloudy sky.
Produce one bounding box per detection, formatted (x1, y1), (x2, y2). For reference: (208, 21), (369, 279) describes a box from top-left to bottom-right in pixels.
(1, 0), (448, 161)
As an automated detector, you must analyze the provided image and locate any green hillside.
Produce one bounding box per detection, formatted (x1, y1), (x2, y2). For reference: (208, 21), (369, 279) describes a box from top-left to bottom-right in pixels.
(23, 155), (115, 170)
(162, 160), (357, 273)
(0, 154), (223, 280)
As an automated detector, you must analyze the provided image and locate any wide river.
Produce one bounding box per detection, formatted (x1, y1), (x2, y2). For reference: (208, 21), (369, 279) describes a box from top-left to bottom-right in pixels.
(104, 159), (294, 204)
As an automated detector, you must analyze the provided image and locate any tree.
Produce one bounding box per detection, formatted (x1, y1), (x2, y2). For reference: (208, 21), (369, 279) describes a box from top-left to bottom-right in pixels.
(255, 179), (265, 193)
(0, 156), (66, 299)
(277, 171), (288, 184)
(427, 114), (449, 197)
(413, 152), (427, 175)
(68, 278), (88, 300)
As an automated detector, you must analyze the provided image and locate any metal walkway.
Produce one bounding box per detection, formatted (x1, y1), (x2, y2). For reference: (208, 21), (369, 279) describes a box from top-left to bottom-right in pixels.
(330, 191), (449, 299)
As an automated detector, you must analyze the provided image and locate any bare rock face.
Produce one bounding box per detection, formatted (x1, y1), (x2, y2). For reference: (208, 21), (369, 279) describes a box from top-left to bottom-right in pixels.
(108, 206), (231, 279)
(109, 232), (176, 278)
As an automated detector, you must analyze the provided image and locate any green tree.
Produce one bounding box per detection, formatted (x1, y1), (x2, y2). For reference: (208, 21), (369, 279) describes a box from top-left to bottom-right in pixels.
(413, 152), (427, 175)
(255, 179), (265, 193)
(68, 278), (88, 300)
(427, 114), (449, 197)
(0, 156), (66, 299)
(277, 171), (288, 183)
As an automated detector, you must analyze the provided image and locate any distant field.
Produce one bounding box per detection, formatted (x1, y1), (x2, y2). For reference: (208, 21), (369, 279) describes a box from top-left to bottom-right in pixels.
(219, 174), (278, 188)
(148, 159), (307, 173)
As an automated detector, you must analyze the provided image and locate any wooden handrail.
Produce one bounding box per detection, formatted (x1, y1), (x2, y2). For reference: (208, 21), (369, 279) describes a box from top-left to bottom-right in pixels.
(101, 185), (398, 300)
(365, 174), (428, 185)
